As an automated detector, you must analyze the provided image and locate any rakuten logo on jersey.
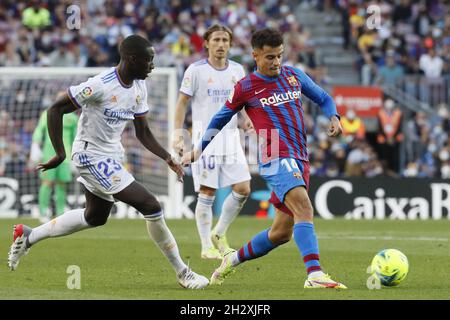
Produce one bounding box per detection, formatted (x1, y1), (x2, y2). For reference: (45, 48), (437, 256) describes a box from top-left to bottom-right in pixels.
(259, 90), (302, 107)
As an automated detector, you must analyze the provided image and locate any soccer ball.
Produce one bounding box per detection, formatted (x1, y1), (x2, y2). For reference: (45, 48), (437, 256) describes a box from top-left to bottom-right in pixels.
(371, 249), (409, 287)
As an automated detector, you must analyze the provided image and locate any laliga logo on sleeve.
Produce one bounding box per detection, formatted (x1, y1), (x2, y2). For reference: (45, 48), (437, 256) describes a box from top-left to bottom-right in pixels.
(183, 76), (191, 87)
(81, 87), (93, 98)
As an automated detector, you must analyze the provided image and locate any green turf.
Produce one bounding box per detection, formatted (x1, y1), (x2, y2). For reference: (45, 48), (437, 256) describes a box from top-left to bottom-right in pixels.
(0, 217), (449, 300)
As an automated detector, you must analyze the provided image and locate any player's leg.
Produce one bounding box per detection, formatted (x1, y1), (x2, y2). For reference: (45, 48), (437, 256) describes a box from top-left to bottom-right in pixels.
(196, 185), (222, 259)
(114, 181), (209, 289)
(211, 180), (250, 254)
(8, 186), (112, 271)
(192, 155), (221, 259)
(210, 208), (293, 285)
(283, 169), (346, 288)
(211, 151), (251, 254)
(29, 186), (112, 244)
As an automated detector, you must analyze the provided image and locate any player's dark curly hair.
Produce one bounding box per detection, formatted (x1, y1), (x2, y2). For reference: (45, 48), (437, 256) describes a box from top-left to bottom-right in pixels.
(119, 35), (152, 58)
(251, 28), (283, 49)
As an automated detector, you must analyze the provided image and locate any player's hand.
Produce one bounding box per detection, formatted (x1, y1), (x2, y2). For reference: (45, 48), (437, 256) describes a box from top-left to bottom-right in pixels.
(327, 115), (343, 137)
(244, 120), (255, 133)
(166, 155), (184, 183)
(172, 135), (184, 157)
(36, 154), (65, 172)
(181, 148), (201, 166)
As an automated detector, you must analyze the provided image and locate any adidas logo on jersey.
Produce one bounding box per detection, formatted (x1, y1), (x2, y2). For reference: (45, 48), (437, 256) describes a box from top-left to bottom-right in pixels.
(259, 90), (302, 107)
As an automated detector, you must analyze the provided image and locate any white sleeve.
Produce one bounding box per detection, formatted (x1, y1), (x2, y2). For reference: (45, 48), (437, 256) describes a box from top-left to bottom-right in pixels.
(179, 65), (196, 97)
(135, 82), (149, 117)
(68, 76), (104, 108)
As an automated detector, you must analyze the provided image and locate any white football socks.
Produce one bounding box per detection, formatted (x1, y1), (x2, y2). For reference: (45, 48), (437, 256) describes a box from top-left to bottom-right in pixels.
(214, 190), (248, 236)
(195, 193), (215, 251)
(28, 209), (92, 246)
(144, 212), (187, 275)
(228, 250), (241, 267)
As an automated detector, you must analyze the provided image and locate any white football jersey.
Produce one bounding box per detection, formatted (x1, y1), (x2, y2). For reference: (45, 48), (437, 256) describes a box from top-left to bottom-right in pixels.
(68, 67), (149, 160)
(180, 59), (245, 155)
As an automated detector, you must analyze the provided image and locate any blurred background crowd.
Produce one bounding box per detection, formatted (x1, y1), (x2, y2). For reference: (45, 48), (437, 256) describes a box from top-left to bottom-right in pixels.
(0, 0), (449, 179)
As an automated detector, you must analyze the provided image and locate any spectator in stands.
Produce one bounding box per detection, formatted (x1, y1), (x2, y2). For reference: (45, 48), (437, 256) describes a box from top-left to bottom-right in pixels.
(419, 47), (445, 105)
(376, 50), (405, 86)
(414, 5), (434, 38)
(341, 109), (365, 143)
(405, 111), (426, 163)
(402, 161), (419, 177)
(345, 140), (369, 177)
(85, 40), (108, 67)
(419, 47), (444, 78)
(16, 29), (36, 65)
(0, 42), (21, 66)
(392, 0), (412, 26)
(48, 41), (76, 67)
(376, 99), (404, 174)
(21, 0), (51, 30)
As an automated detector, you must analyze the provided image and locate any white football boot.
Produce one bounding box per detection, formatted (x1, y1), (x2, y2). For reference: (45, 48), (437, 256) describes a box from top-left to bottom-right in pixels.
(177, 268), (209, 289)
(8, 224), (32, 271)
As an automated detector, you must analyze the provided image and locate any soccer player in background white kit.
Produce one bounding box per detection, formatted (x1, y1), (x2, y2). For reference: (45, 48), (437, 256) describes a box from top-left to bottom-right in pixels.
(173, 25), (251, 259)
(8, 35), (209, 289)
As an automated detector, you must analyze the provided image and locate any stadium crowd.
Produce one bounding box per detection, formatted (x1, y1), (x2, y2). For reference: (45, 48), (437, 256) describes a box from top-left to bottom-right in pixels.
(341, 0), (450, 102)
(0, 0), (449, 179)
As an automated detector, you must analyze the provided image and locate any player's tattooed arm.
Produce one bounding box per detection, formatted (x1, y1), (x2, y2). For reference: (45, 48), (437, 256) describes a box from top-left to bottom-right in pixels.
(37, 93), (78, 171)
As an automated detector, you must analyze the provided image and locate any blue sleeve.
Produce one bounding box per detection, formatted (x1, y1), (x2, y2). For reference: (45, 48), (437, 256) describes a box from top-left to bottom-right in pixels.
(199, 105), (238, 151)
(292, 67), (339, 119)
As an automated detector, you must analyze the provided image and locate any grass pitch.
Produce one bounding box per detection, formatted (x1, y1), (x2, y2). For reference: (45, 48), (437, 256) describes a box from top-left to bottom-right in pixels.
(0, 217), (449, 300)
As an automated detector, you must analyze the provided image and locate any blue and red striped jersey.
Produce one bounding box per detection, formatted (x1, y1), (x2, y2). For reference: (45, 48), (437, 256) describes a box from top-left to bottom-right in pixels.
(200, 65), (339, 163)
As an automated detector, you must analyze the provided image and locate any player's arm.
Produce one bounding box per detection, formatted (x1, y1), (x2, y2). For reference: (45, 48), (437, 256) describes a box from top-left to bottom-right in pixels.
(133, 116), (184, 182)
(294, 67), (342, 137)
(181, 81), (246, 164)
(181, 105), (240, 164)
(37, 94), (78, 171)
(172, 92), (191, 155)
(239, 109), (254, 132)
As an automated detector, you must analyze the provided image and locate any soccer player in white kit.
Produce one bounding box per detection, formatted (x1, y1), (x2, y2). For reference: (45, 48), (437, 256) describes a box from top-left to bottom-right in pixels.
(7, 35), (209, 289)
(173, 25), (251, 259)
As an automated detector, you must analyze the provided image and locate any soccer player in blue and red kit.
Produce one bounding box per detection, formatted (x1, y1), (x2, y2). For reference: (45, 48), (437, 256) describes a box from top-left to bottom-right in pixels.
(182, 28), (347, 289)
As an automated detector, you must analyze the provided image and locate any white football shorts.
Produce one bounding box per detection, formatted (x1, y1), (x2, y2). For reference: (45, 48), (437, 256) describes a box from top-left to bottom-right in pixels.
(192, 147), (251, 192)
(72, 152), (134, 202)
